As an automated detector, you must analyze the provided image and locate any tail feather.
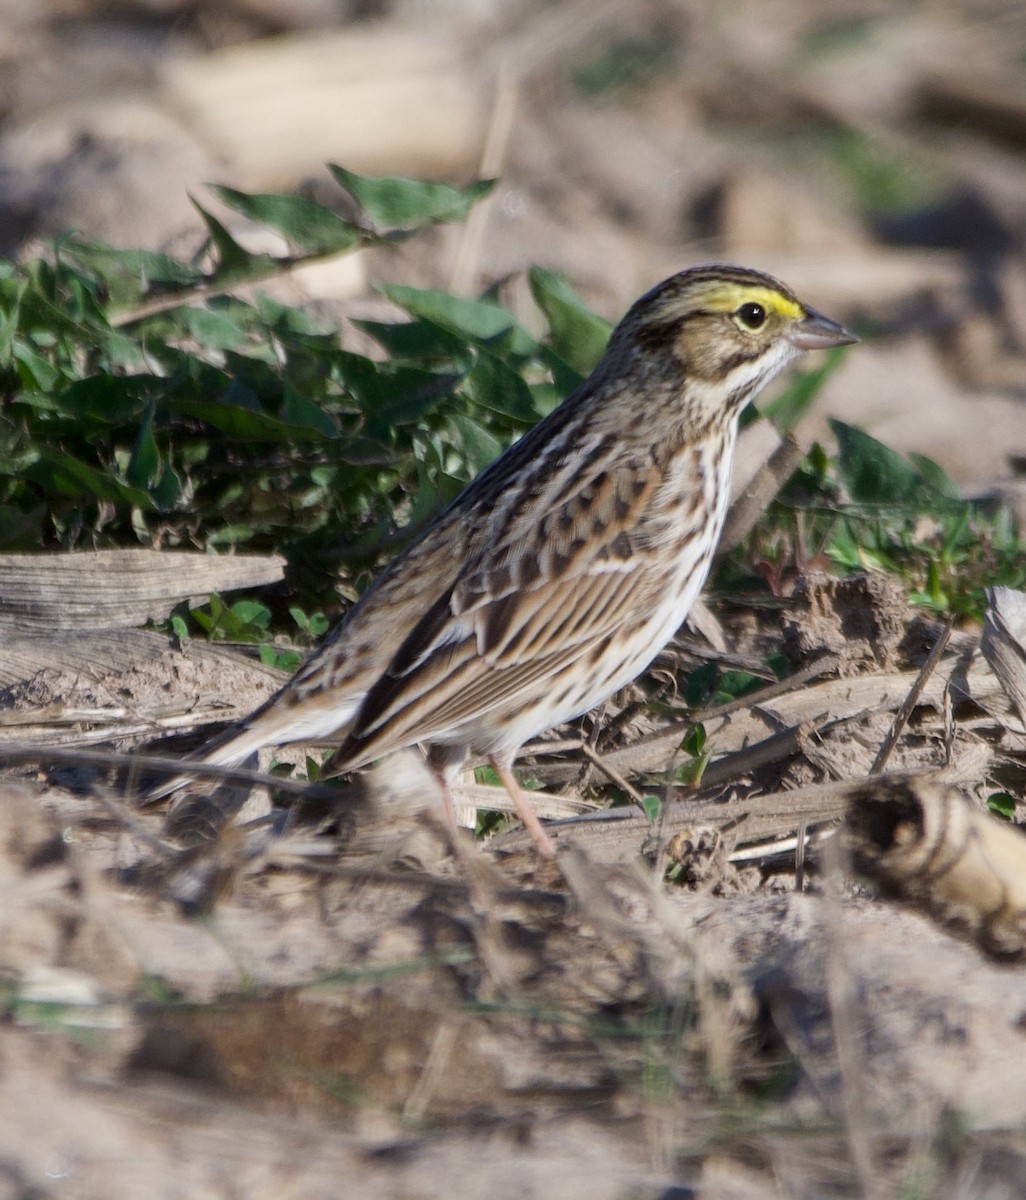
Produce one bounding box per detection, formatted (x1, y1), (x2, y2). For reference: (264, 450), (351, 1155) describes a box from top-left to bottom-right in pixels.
(141, 692), (365, 802)
(141, 722), (282, 802)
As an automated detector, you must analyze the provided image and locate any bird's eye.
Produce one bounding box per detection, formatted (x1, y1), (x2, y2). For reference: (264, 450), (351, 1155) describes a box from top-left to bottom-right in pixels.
(736, 301), (767, 330)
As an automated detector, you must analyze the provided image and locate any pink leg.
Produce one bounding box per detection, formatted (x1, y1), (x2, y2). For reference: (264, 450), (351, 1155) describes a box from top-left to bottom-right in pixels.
(490, 756), (556, 858)
(426, 744), (468, 846)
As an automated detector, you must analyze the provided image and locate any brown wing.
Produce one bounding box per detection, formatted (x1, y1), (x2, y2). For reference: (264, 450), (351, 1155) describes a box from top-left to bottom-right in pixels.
(331, 456), (667, 768)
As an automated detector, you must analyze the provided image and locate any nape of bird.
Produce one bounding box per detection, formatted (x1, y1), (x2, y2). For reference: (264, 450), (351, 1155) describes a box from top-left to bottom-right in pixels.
(151, 265), (858, 855)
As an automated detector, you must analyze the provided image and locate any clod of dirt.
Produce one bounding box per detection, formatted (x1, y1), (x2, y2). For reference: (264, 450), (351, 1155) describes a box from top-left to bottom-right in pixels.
(781, 571), (910, 676)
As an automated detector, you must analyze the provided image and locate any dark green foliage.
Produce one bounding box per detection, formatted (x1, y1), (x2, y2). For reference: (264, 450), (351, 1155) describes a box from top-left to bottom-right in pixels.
(0, 169), (557, 598)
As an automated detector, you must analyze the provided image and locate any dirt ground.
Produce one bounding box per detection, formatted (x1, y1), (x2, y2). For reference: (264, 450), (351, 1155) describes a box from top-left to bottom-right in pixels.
(3, 2), (1026, 1198)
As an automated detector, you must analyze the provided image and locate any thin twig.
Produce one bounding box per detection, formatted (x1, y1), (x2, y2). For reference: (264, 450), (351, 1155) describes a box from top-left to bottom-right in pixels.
(580, 741), (646, 803)
(0, 742), (343, 803)
(870, 620), (953, 774)
(109, 243), (370, 328)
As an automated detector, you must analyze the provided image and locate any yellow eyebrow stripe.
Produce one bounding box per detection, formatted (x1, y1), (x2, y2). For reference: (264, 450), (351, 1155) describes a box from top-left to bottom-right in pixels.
(659, 282), (804, 322)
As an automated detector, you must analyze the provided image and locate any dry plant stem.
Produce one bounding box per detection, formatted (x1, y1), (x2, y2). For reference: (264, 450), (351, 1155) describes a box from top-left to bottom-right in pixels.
(717, 432), (806, 554)
(821, 831), (882, 1200)
(579, 740), (647, 804)
(794, 817), (808, 891)
(109, 247), (355, 328)
(0, 742), (342, 804)
(402, 1021), (461, 1123)
(449, 61), (518, 295)
(870, 620), (953, 774)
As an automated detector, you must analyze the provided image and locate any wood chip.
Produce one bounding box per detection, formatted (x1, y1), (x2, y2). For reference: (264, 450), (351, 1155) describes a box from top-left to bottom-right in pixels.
(0, 550), (285, 632)
(981, 586), (1026, 730)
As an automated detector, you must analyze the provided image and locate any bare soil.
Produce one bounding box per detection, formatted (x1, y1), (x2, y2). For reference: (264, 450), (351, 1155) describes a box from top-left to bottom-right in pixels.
(3, 2), (1026, 1197)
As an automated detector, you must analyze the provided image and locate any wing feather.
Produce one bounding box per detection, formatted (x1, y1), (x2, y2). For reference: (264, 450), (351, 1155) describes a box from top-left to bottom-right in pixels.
(332, 454), (670, 769)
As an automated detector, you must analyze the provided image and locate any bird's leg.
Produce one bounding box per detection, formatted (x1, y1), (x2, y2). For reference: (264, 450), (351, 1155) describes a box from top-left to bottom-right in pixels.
(425, 744), (470, 849)
(489, 756), (556, 858)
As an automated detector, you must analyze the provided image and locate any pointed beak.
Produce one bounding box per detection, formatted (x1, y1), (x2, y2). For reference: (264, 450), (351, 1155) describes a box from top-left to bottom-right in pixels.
(787, 307), (859, 351)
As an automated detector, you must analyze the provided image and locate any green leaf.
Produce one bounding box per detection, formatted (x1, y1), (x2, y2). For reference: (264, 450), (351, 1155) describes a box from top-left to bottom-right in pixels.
(53, 375), (151, 425)
(528, 267), (611, 375)
(230, 599), (271, 628)
(448, 411), (505, 475)
(462, 349), (540, 422)
(381, 284), (538, 356)
(641, 794), (661, 823)
(12, 341), (60, 391)
(0, 277), (28, 359)
(170, 397), (331, 443)
(211, 186), (360, 255)
(63, 241), (203, 294)
(289, 606), (329, 639)
(177, 305), (251, 351)
(682, 723), (706, 757)
(28, 447), (152, 508)
(685, 663), (718, 708)
(907, 451), (960, 500)
(192, 594), (272, 642)
(987, 793), (1016, 820)
(715, 670), (764, 702)
(127, 402), (161, 489)
(831, 420), (947, 507)
(260, 644), (302, 673)
(355, 317), (472, 363)
(191, 198), (254, 277)
(675, 749), (710, 787)
(336, 353), (458, 433)
(329, 166), (494, 230)
(150, 464), (184, 512)
(280, 383), (339, 436)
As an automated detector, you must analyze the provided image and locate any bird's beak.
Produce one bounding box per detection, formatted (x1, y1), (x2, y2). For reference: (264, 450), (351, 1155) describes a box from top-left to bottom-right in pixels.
(787, 307), (859, 351)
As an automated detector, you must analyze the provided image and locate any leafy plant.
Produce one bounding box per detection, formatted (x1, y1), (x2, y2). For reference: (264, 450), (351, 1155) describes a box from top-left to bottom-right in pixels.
(719, 419), (1026, 621)
(0, 168), (597, 613)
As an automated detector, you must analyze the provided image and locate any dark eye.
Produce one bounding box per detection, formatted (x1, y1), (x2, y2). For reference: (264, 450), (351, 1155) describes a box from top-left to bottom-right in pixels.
(736, 302), (766, 330)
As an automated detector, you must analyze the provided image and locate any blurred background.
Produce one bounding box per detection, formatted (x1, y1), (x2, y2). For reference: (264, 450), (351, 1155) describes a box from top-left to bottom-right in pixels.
(1, 0), (1024, 492)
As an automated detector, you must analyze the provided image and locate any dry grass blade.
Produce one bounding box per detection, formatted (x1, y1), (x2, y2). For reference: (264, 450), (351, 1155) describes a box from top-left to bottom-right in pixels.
(494, 776), (864, 862)
(453, 779), (598, 820)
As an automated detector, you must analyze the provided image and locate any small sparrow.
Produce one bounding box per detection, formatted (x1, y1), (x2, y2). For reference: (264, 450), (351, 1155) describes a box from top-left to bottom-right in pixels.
(157, 265), (856, 855)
